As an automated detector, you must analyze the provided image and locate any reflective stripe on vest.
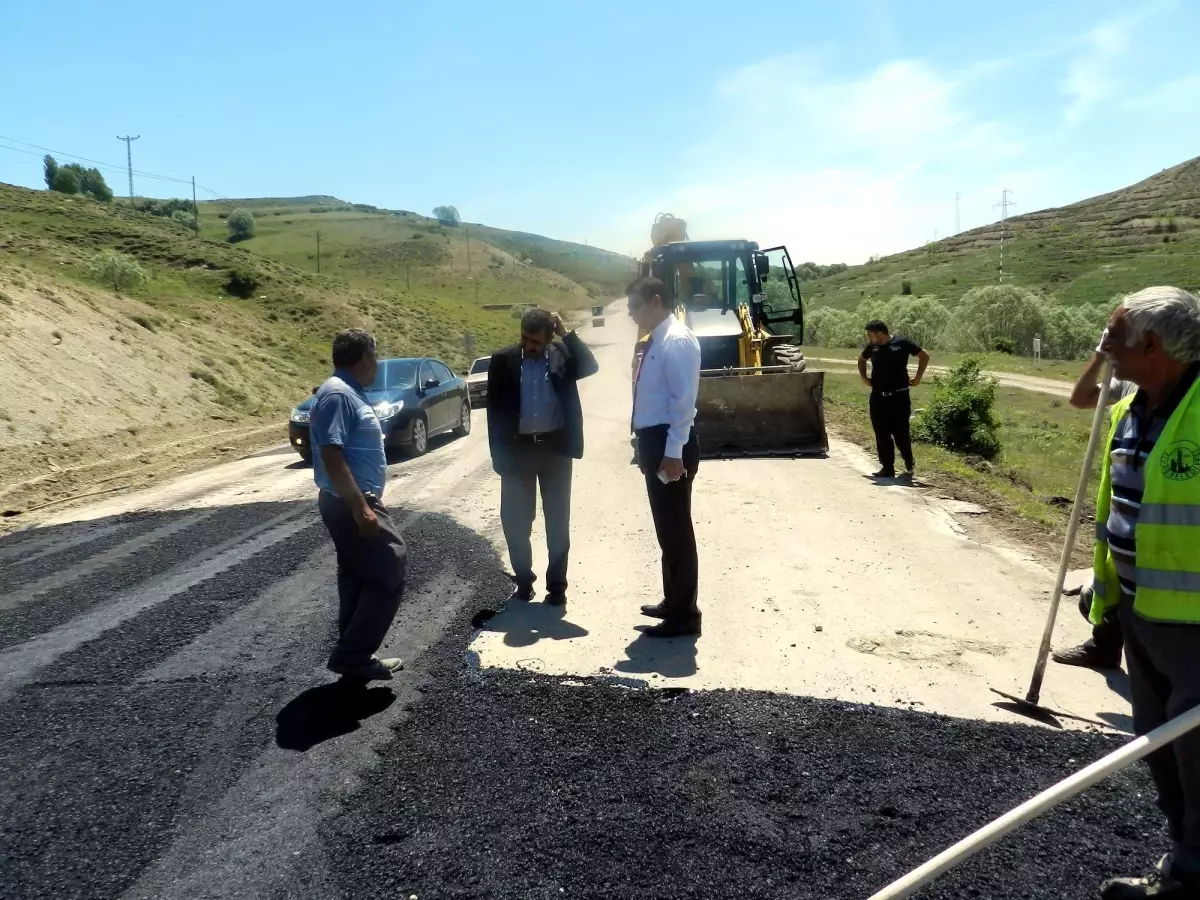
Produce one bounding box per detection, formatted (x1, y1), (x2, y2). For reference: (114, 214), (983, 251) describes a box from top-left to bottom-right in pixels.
(1139, 503), (1200, 526)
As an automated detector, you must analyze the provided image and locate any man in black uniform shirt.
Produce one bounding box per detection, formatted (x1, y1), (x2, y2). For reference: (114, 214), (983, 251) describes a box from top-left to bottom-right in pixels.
(857, 320), (931, 479)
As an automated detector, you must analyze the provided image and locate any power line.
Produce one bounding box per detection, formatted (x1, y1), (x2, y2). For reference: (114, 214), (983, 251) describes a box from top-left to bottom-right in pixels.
(116, 135), (140, 198)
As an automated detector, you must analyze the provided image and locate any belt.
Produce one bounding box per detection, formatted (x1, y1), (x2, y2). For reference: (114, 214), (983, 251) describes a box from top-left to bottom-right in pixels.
(515, 429), (562, 443)
(875, 388), (910, 398)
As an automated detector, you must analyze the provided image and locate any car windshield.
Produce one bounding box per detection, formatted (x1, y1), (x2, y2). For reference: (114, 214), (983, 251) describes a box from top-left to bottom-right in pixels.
(469, 357), (490, 375)
(366, 360), (419, 392)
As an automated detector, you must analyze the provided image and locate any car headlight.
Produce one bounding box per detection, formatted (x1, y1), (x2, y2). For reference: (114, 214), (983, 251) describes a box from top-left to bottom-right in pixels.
(290, 408), (310, 424)
(373, 400), (405, 419)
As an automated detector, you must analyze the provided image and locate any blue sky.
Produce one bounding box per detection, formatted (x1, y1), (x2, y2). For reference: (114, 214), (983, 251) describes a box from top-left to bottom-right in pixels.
(2, 0), (1198, 264)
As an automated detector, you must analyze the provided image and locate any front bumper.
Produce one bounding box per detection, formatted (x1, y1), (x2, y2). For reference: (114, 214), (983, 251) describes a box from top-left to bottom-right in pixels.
(467, 384), (488, 407)
(288, 422), (311, 455)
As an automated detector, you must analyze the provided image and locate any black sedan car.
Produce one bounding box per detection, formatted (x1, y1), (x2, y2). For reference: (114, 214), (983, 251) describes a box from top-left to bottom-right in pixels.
(288, 357), (471, 462)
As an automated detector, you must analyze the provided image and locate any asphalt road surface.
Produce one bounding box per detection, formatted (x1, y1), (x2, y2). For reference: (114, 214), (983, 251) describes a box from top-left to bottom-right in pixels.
(0, 308), (1165, 899)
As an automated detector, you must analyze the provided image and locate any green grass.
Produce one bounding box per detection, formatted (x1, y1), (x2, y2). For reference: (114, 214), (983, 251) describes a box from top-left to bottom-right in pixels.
(801, 156), (1200, 312)
(802, 346), (1081, 381)
(0, 184), (632, 424)
(822, 372), (1100, 533)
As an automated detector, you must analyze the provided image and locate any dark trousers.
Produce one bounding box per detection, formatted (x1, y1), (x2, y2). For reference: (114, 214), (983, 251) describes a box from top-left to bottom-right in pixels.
(318, 491), (407, 670)
(1120, 600), (1200, 870)
(499, 442), (572, 596)
(869, 390), (914, 474)
(636, 425), (701, 623)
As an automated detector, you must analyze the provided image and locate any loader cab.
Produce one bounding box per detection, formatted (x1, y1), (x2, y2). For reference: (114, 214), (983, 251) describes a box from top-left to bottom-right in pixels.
(644, 240), (805, 344)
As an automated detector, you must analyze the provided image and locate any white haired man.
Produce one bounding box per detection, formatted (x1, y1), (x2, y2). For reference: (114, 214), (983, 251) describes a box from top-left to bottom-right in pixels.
(1092, 287), (1200, 899)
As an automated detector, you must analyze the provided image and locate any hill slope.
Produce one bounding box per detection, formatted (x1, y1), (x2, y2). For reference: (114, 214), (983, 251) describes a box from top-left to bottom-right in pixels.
(803, 156), (1200, 310)
(197, 197), (634, 308)
(0, 184), (624, 515)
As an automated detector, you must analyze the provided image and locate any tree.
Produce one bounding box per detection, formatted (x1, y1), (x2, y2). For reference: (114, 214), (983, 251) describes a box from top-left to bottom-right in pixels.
(943, 284), (1046, 355)
(78, 167), (113, 203)
(804, 307), (861, 348)
(43, 155), (59, 189)
(87, 249), (147, 294)
(51, 167), (81, 195)
(881, 297), (951, 350)
(432, 205), (461, 227)
(226, 208), (256, 242)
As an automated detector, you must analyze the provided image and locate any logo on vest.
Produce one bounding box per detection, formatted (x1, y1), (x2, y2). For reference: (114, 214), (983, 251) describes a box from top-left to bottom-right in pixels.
(1162, 440), (1200, 482)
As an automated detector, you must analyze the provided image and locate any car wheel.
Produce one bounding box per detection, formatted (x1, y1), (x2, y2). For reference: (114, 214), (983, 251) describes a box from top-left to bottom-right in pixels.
(403, 415), (428, 458)
(453, 400), (471, 437)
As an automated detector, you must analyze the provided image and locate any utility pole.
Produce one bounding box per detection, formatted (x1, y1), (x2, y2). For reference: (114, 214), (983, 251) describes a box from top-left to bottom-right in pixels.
(116, 135), (140, 198)
(191, 176), (199, 237)
(464, 227), (472, 274)
(316, 231), (321, 273)
(994, 188), (1016, 283)
(955, 191), (961, 234)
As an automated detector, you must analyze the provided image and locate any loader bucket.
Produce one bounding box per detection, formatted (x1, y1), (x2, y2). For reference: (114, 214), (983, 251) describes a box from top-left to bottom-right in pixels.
(694, 370), (828, 458)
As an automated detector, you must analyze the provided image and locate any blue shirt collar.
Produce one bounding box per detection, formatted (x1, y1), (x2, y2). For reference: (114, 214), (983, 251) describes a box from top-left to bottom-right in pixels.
(333, 368), (367, 394)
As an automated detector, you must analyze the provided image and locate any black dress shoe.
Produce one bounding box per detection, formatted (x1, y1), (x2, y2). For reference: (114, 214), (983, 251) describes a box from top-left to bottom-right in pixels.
(511, 586), (534, 602)
(872, 468), (897, 479)
(545, 591), (566, 607)
(642, 619), (701, 638)
(640, 603), (668, 619)
(1052, 643), (1122, 670)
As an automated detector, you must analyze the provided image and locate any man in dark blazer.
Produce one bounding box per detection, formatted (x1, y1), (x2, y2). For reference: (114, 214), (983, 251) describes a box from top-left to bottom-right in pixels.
(487, 308), (599, 605)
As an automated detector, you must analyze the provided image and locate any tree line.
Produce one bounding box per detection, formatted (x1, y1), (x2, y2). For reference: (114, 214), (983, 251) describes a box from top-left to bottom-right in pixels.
(43, 155), (113, 202)
(805, 284), (1111, 360)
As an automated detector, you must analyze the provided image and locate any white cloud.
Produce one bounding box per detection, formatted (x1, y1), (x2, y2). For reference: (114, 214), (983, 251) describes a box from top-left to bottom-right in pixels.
(592, 54), (1029, 265)
(1062, 20), (1132, 123)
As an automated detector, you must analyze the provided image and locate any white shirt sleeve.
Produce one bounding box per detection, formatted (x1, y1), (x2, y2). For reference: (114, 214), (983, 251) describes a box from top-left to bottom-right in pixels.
(662, 333), (701, 458)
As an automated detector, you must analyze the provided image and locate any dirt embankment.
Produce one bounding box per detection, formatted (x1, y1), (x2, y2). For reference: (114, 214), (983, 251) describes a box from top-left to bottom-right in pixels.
(0, 268), (287, 520)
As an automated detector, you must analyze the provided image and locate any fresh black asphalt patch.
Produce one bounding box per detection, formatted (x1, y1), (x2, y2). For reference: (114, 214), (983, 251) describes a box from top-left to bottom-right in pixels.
(323, 664), (1164, 900)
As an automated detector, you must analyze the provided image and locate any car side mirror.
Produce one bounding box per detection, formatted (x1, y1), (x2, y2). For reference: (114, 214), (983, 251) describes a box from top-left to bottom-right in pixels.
(423, 377), (440, 390)
(754, 255), (770, 278)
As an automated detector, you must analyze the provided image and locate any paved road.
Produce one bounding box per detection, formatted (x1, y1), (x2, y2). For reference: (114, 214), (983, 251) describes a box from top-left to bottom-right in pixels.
(807, 356), (1073, 397)
(0, 313), (1165, 900)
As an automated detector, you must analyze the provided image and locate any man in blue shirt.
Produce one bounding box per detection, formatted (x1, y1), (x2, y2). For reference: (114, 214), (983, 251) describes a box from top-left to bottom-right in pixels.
(487, 308), (598, 605)
(310, 329), (405, 683)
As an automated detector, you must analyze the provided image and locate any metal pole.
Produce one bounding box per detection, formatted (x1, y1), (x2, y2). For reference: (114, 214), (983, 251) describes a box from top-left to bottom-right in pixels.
(117, 135), (139, 198)
(869, 701), (1200, 900)
(316, 231), (321, 274)
(1023, 360), (1113, 705)
(191, 177), (199, 238)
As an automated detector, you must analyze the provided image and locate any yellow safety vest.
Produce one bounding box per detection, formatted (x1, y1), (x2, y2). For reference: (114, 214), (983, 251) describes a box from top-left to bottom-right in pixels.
(1092, 375), (1200, 624)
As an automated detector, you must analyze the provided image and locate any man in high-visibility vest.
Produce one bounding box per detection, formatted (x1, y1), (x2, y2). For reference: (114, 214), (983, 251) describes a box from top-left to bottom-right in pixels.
(1092, 286), (1200, 900)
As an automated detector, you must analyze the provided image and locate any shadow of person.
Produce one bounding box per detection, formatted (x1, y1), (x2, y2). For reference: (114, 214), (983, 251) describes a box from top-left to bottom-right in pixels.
(615, 629), (699, 679)
(1105, 668), (1132, 703)
(275, 682), (396, 752)
(484, 600), (589, 648)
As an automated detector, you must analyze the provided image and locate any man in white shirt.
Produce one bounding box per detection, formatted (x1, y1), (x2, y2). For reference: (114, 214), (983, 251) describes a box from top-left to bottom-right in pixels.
(627, 277), (703, 638)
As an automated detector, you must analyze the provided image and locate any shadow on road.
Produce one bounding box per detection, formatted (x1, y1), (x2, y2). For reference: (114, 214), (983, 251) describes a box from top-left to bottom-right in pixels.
(484, 599), (589, 648)
(616, 631), (699, 679)
(275, 682), (397, 751)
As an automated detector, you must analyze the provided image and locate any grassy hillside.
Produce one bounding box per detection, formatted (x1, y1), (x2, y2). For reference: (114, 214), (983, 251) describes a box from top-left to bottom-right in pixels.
(803, 156), (1200, 311)
(0, 183), (621, 514)
(197, 197), (634, 310)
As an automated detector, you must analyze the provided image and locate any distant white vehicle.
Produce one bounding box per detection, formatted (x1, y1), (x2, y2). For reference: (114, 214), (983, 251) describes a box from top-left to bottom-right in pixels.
(465, 356), (490, 408)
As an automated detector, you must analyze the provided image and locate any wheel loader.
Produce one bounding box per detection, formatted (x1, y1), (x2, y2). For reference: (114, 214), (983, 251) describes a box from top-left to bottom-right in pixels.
(632, 213), (828, 457)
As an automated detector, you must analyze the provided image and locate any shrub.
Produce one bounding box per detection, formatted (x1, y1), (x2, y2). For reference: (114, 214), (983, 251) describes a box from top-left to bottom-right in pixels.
(804, 307), (861, 348)
(225, 266), (259, 298)
(900, 279), (913, 295)
(226, 208), (255, 242)
(87, 249), (147, 294)
(992, 337), (1017, 354)
(878, 296), (950, 350)
(914, 358), (1001, 459)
